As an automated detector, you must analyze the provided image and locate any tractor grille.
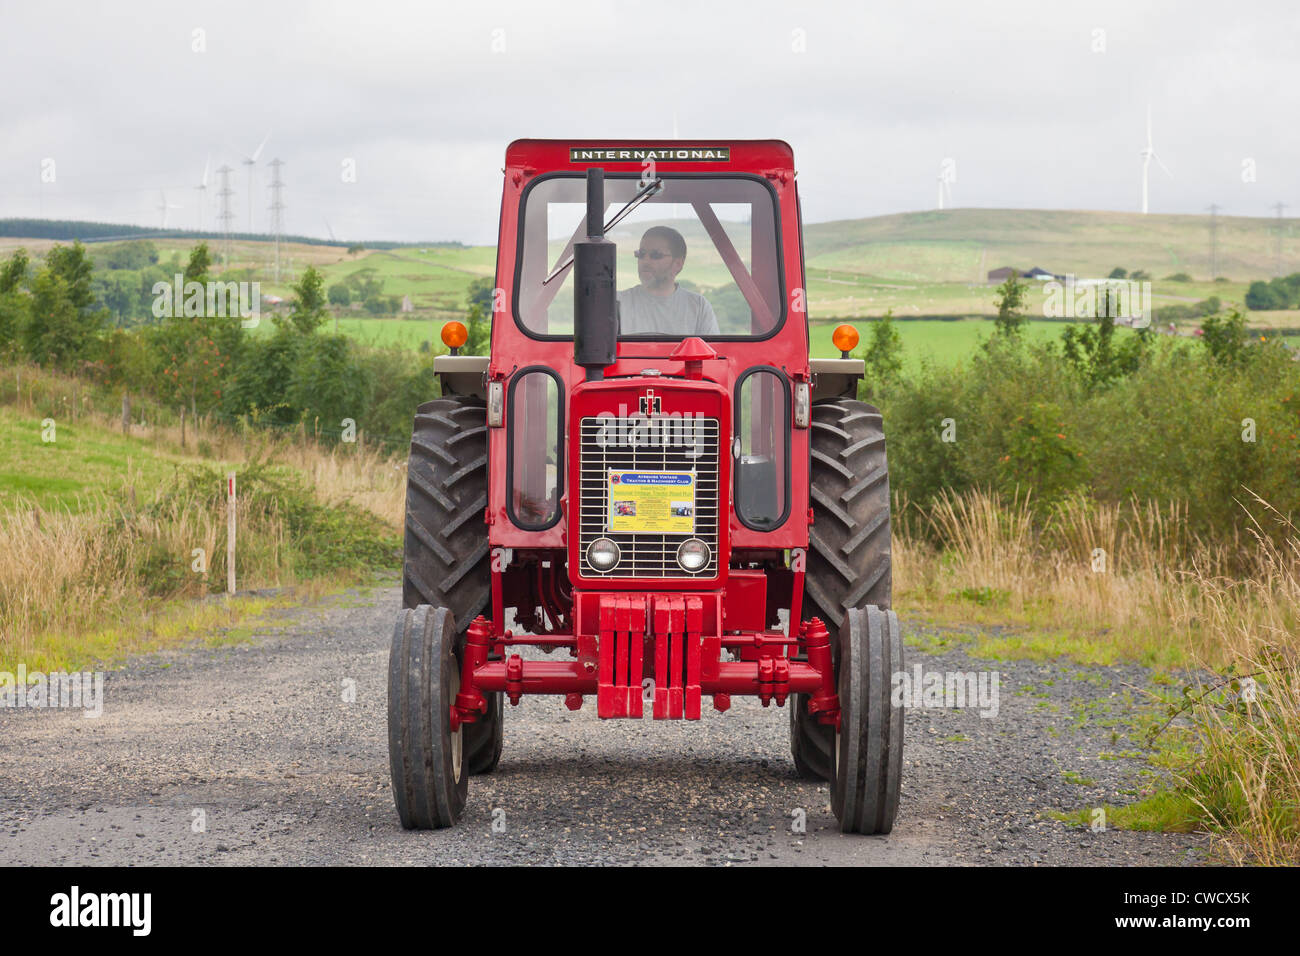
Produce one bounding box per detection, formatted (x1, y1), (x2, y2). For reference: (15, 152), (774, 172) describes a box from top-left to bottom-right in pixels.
(578, 416), (720, 578)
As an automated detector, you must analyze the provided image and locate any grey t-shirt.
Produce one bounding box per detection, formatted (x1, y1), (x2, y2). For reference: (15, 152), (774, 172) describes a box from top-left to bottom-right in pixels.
(618, 284), (719, 336)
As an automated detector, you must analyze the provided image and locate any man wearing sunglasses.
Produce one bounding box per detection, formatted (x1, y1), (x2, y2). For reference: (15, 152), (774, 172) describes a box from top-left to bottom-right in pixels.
(617, 226), (720, 336)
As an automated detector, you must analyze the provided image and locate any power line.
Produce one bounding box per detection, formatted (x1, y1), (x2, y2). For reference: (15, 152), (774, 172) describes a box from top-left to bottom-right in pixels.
(1206, 203), (1221, 280)
(1272, 202), (1288, 277)
(267, 159), (285, 282)
(216, 165), (235, 269)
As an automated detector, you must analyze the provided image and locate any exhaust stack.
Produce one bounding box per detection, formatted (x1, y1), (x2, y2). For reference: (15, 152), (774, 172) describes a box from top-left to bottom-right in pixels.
(573, 167), (617, 381)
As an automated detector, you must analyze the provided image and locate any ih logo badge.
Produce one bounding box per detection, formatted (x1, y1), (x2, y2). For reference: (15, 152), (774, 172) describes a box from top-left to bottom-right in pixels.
(639, 390), (662, 415)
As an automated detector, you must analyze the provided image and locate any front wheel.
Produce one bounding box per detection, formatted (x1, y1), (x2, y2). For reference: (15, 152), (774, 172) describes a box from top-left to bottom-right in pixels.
(831, 605), (904, 834)
(388, 605), (467, 829)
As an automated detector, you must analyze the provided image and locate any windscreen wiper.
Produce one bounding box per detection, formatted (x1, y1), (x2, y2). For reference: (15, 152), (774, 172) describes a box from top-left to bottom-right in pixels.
(541, 178), (664, 285)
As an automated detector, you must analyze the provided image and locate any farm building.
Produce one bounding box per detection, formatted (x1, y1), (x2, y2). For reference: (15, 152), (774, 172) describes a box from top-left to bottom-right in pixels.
(987, 265), (1065, 282)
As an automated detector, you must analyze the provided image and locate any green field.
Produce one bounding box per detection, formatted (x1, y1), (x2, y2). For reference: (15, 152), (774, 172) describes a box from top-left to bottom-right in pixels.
(12, 206), (1300, 362)
(802, 207), (1298, 282)
(0, 407), (204, 512)
(249, 314), (449, 351)
(256, 245), (495, 315)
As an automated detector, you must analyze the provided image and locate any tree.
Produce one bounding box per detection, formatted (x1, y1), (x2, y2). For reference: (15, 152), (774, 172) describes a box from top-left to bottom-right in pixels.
(993, 271), (1028, 337)
(288, 333), (371, 436)
(1107, 267), (1127, 279)
(22, 244), (107, 369)
(466, 276), (494, 313)
(104, 241), (158, 270)
(345, 268), (383, 300)
(280, 265), (329, 335)
(184, 242), (212, 285)
(1060, 290), (1150, 391)
(1245, 280), (1289, 311)
(327, 282), (352, 307)
(0, 248), (29, 294)
(347, 244), (366, 257)
(0, 248), (30, 354)
(860, 309), (903, 398)
(464, 302), (491, 355)
(94, 274), (136, 324)
(45, 242), (99, 313)
(23, 272), (91, 368)
(152, 242), (242, 417)
(1199, 308), (1248, 367)
(460, 277), (495, 355)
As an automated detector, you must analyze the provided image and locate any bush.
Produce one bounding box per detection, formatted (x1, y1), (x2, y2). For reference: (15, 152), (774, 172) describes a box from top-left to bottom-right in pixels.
(1245, 275), (1300, 311)
(287, 333), (372, 439)
(103, 241), (159, 271)
(221, 328), (302, 427)
(353, 345), (438, 443)
(117, 459), (399, 594)
(1200, 308), (1248, 367)
(873, 325), (1300, 552)
(859, 309), (903, 399)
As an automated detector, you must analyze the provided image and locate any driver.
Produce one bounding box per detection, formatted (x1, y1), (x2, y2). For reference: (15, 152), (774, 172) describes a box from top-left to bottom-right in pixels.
(618, 226), (719, 335)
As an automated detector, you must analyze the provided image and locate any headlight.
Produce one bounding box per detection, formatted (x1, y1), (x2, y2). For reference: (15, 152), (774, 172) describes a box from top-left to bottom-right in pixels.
(586, 537), (620, 572)
(676, 538), (711, 572)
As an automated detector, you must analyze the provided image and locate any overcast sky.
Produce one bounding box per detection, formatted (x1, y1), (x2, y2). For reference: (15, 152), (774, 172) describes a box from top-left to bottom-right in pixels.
(1, 0), (1297, 244)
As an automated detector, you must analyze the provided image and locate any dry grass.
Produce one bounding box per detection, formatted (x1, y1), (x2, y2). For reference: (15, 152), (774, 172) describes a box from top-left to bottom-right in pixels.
(895, 487), (1298, 666)
(0, 362), (407, 672)
(1167, 495), (1300, 865)
(896, 486), (1300, 862)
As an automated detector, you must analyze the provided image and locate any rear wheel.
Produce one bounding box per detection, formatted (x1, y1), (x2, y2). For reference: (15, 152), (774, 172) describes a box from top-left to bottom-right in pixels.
(388, 605), (467, 829)
(803, 398), (891, 629)
(463, 688), (503, 775)
(791, 398), (890, 778)
(403, 396), (502, 775)
(831, 605), (904, 835)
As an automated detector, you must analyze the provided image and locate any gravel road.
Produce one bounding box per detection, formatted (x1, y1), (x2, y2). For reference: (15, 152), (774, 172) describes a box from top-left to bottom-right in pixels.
(0, 579), (1212, 866)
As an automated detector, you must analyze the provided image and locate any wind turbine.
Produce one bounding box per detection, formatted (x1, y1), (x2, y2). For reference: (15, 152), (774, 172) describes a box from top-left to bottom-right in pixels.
(157, 190), (181, 230)
(242, 130), (271, 233)
(937, 160), (954, 210)
(1140, 105), (1172, 215)
(194, 156), (210, 232)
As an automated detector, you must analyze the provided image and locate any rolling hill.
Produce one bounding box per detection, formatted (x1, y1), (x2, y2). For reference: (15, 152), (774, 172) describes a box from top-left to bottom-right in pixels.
(802, 207), (1297, 282)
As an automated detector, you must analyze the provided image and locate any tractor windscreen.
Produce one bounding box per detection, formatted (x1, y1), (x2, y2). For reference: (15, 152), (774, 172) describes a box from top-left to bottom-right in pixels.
(515, 175), (783, 339)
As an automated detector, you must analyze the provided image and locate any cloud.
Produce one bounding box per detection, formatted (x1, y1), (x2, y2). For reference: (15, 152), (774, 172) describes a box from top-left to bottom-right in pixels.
(1, 0), (1297, 243)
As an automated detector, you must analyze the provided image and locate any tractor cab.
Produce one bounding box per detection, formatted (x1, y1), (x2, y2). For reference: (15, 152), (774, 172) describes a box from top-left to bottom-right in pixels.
(390, 140), (903, 835)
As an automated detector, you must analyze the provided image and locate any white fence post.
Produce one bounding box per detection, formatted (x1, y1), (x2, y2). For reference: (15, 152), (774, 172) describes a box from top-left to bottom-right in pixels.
(227, 471), (237, 595)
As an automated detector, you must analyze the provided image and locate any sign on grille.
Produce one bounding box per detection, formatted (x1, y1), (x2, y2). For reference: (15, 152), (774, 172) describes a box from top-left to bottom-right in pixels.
(608, 471), (696, 534)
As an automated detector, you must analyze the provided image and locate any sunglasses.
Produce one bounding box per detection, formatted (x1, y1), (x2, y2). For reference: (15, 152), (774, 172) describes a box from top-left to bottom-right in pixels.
(633, 249), (676, 260)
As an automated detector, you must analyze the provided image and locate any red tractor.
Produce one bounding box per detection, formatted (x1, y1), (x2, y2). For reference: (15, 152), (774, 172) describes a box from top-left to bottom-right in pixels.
(388, 140), (903, 834)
